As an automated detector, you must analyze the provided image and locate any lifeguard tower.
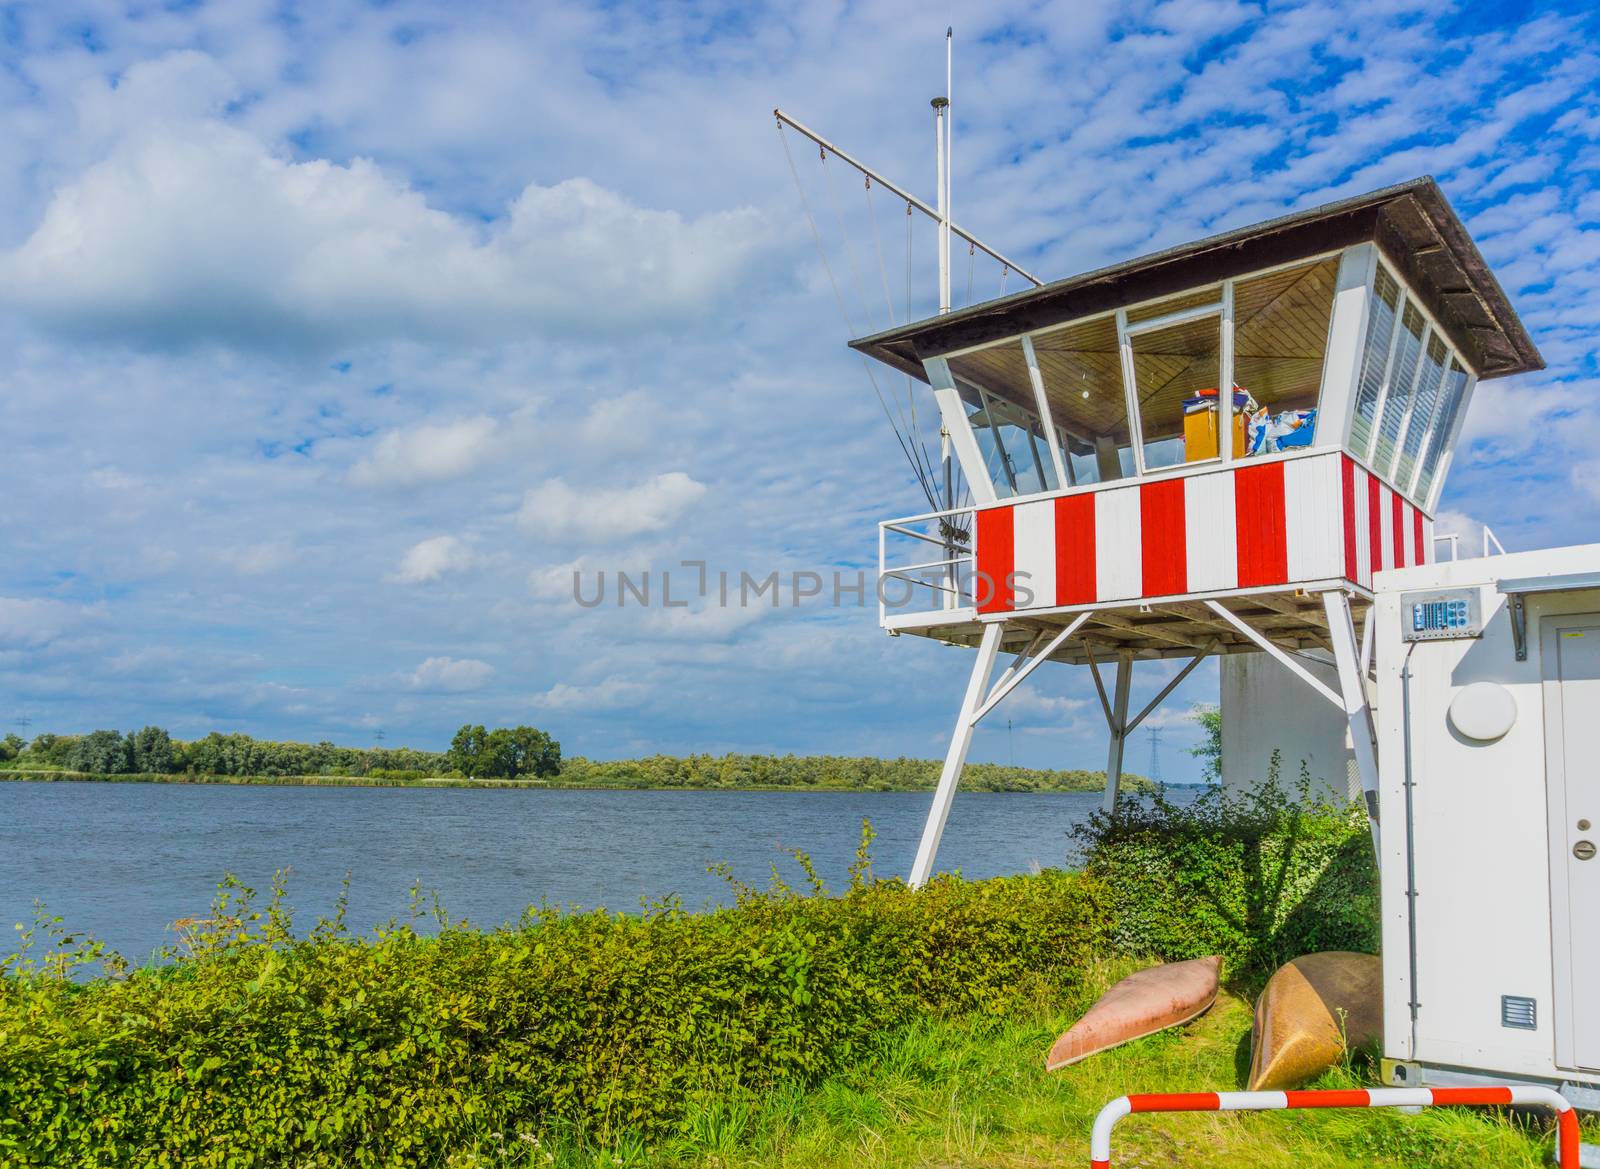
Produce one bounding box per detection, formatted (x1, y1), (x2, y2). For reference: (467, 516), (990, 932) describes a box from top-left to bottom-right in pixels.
(779, 53), (1600, 1106)
(853, 178), (1543, 886)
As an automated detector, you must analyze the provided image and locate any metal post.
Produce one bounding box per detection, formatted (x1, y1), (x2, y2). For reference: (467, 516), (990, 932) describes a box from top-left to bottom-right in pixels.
(941, 425), (955, 609)
(1324, 589), (1382, 852)
(1021, 335), (1069, 488)
(945, 26), (953, 310)
(932, 96), (949, 314)
(909, 622), (1003, 888)
(1218, 279), (1235, 462)
(1101, 650), (1134, 814)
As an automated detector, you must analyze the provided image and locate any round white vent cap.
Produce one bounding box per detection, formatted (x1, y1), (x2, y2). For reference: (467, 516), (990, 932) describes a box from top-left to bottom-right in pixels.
(1449, 682), (1517, 741)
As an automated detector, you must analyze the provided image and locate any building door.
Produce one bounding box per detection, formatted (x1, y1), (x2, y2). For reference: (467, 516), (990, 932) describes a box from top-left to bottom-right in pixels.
(1548, 616), (1600, 1072)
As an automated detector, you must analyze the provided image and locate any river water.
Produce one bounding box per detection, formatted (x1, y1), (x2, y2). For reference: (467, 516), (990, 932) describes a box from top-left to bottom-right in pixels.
(0, 781), (1191, 964)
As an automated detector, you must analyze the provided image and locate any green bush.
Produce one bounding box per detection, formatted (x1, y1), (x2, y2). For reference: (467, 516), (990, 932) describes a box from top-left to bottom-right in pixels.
(0, 835), (1110, 1167)
(1073, 763), (1379, 987)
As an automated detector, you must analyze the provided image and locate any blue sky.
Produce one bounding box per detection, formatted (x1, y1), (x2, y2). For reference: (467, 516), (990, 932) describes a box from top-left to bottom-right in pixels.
(1, 0), (1597, 780)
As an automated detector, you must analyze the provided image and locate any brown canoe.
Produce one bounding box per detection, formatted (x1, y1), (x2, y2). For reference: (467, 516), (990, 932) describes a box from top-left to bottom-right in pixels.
(1046, 955), (1222, 1071)
(1248, 951), (1382, 1090)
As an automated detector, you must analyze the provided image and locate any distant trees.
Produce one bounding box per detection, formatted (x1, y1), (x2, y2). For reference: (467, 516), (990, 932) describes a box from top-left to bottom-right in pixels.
(22, 733), (76, 768)
(130, 726), (175, 774)
(182, 733), (450, 778)
(447, 725), (561, 779)
(1188, 706), (1223, 783)
(553, 753), (1116, 793)
(60, 727), (181, 774)
(1, 728), (452, 778)
(1, 724), (1126, 793)
(69, 730), (134, 774)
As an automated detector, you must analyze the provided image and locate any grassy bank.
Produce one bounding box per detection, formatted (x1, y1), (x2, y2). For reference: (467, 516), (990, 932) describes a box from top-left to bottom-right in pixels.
(4, 788), (1576, 1167)
(0, 755), (1148, 793)
(0, 850), (1112, 1166)
(512, 975), (1581, 1169)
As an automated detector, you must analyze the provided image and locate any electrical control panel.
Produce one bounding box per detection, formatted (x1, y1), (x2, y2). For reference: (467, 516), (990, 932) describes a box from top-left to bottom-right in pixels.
(1400, 588), (1483, 641)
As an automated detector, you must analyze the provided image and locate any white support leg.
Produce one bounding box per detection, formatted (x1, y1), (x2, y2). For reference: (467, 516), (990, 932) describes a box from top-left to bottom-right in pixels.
(1323, 590), (1382, 852)
(1101, 650), (1134, 814)
(909, 623), (1004, 888)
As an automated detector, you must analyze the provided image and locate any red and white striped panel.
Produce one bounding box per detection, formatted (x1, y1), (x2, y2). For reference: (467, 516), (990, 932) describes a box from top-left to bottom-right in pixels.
(1341, 454), (1433, 590)
(974, 451), (1432, 616)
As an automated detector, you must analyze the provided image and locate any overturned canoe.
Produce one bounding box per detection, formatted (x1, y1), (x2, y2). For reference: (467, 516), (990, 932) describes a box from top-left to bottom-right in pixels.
(1046, 955), (1222, 1071)
(1248, 951), (1382, 1091)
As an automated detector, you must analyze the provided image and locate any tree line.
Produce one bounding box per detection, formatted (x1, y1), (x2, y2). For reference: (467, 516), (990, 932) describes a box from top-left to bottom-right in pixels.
(554, 753), (1119, 792)
(0, 724), (559, 781)
(1, 727), (1133, 791)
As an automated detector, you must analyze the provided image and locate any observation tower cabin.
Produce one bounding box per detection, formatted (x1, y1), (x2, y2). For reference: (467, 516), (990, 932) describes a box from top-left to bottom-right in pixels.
(857, 179), (1542, 885)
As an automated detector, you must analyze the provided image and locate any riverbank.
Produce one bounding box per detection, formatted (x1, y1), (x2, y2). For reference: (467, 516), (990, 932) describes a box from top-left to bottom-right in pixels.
(0, 755), (1158, 793)
(517, 984), (1569, 1169)
(6, 789), (1566, 1166)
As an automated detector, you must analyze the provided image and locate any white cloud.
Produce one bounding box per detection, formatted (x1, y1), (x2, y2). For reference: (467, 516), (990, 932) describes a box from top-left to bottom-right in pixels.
(0, 597), (104, 649)
(0, 3), (1595, 781)
(1000, 689), (1091, 723)
(406, 656), (494, 691)
(530, 676), (649, 711)
(0, 58), (777, 352)
(1433, 509), (1485, 543)
(350, 417), (498, 488)
(394, 534), (474, 583)
(518, 471), (707, 541)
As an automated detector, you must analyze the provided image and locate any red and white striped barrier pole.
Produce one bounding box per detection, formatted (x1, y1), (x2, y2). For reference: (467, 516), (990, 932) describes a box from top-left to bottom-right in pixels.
(1089, 1086), (1580, 1168)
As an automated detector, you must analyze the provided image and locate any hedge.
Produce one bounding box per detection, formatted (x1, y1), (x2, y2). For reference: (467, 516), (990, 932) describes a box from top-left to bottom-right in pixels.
(1074, 767), (1380, 987)
(0, 839), (1111, 1167)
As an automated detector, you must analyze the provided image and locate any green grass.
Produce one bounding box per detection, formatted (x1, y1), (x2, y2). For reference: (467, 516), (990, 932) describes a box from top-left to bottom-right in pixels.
(454, 960), (1592, 1169)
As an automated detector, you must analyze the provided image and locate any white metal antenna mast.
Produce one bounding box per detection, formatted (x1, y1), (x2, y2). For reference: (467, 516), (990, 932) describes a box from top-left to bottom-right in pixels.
(773, 25), (1042, 520)
(938, 26), (954, 595)
(932, 27), (954, 315)
(770, 113), (1039, 290)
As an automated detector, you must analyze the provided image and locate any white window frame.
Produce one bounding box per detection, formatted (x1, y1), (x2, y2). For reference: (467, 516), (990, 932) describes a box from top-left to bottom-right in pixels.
(924, 245), (1479, 513)
(1117, 296), (1229, 477)
(1351, 255), (1481, 509)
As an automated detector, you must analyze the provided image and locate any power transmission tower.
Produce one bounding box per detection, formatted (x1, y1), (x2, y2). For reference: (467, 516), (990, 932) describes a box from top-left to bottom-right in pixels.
(1147, 726), (1164, 792)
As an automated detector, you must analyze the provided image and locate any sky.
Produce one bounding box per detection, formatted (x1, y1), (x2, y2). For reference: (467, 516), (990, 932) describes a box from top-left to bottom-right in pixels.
(1, 0), (1597, 780)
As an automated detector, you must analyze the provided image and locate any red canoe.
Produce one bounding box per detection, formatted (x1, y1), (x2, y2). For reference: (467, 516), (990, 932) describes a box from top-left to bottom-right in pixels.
(1046, 955), (1222, 1071)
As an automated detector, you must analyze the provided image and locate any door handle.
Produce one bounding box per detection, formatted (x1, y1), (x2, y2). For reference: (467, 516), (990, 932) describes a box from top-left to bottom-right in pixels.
(1576, 840), (1598, 861)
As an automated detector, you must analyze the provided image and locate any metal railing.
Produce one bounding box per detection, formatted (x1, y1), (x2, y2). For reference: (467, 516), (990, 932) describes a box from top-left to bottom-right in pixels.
(1433, 524), (1506, 563)
(878, 505), (976, 625)
(1089, 1085), (1580, 1168)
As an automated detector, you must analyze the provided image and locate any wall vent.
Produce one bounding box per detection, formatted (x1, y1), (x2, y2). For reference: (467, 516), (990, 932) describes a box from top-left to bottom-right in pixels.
(1501, 995), (1537, 1030)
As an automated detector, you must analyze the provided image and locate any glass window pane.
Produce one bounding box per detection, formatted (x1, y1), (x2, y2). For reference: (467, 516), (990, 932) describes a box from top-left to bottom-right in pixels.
(1415, 358), (1469, 504)
(947, 340), (1050, 499)
(963, 390), (1041, 498)
(1351, 266), (1401, 457)
(1396, 332), (1449, 492)
(961, 394), (1011, 495)
(1027, 421), (1063, 492)
(1028, 314), (1130, 483)
(1232, 256), (1339, 455)
(1129, 313), (1221, 469)
(1374, 302), (1426, 475)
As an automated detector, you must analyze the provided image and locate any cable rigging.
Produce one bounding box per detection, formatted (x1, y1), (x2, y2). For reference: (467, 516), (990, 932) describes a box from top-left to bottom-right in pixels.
(778, 120), (942, 512)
